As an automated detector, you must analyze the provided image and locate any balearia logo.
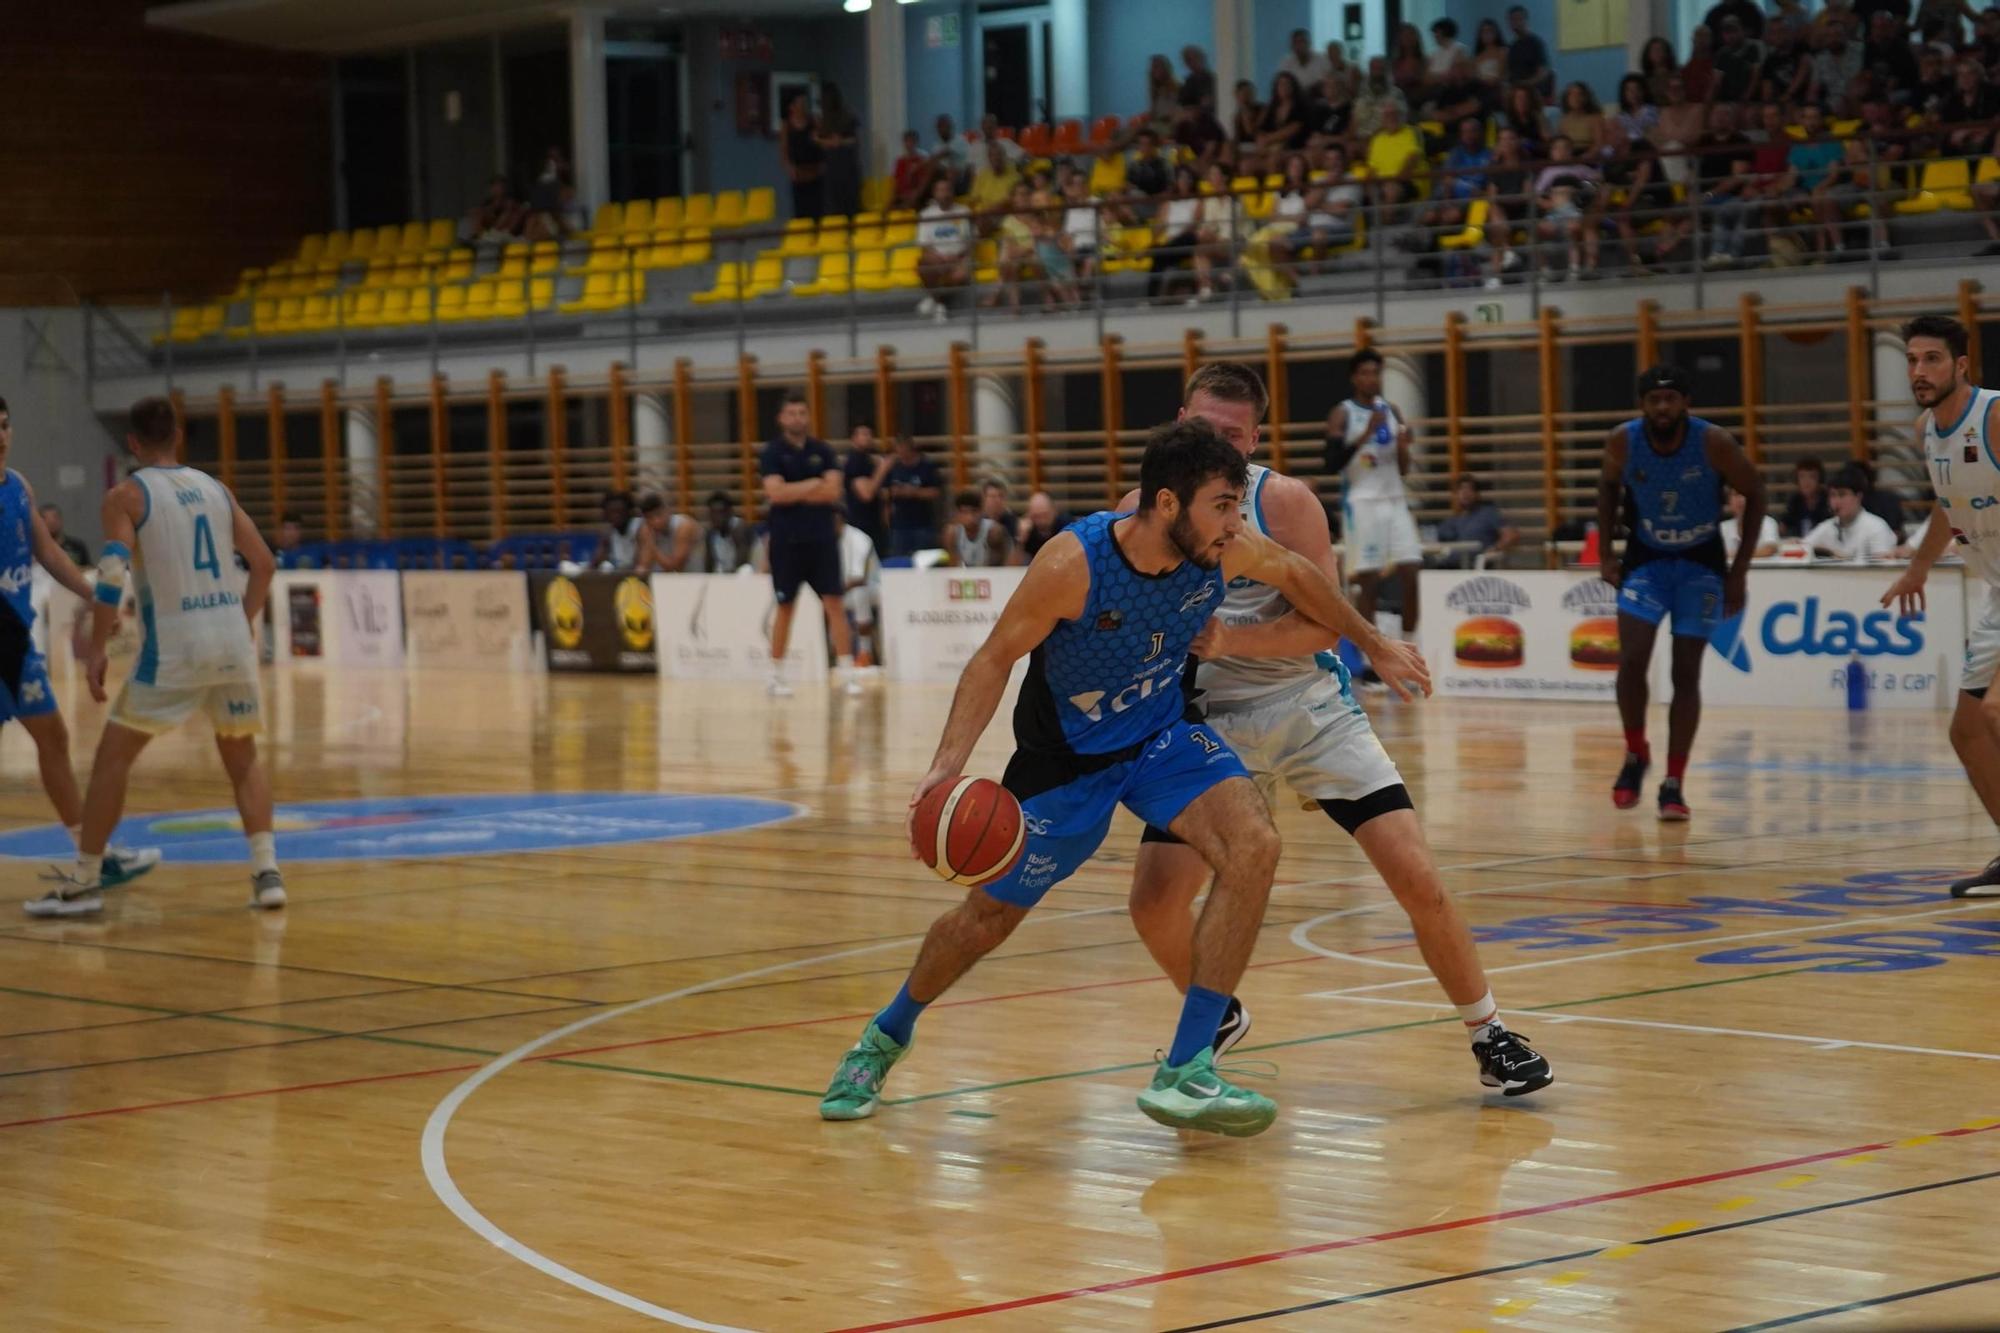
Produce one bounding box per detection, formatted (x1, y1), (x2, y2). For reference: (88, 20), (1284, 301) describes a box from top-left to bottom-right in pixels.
(1444, 576), (1531, 617)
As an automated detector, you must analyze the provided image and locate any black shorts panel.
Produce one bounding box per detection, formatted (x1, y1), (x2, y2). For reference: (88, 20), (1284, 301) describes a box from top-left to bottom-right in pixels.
(769, 540), (843, 604)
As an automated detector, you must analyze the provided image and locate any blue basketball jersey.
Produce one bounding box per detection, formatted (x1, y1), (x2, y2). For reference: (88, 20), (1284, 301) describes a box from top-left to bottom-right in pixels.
(0, 470), (37, 630)
(1622, 416), (1725, 570)
(1012, 510), (1223, 756)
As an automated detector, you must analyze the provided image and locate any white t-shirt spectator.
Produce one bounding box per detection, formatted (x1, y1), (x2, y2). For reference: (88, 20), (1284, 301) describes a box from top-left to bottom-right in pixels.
(1310, 176), (1364, 229)
(1278, 51), (1333, 89)
(1062, 198), (1102, 250)
(1161, 195), (1201, 235)
(1721, 513), (1781, 560)
(917, 202), (972, 258)
(1804, 511), (1898, 561)
(1428, 40), (1469, 80)
(1198, 193), (1241, 238)
(840, 522), (880, 622)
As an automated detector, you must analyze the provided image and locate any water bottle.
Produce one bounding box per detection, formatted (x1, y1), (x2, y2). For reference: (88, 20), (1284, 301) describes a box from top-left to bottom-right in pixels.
(1846, 654), (1868, 711)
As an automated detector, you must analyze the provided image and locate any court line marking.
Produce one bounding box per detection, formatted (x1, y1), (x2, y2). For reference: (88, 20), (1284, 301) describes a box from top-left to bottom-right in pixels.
(827, 1122), (2000, 1333)
(1320, 995), (2000, 1062)
(1718, 1269), (2000, 1331)
(1149, 1169), (2000, 1332)
(1303, 901), (1999, 999)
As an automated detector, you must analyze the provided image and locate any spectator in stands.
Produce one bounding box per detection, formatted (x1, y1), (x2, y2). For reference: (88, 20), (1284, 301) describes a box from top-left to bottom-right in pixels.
(1976, 131), (2000, 255)
(1611, 74), (1661, 157)
(1714, 18), (1767, 103)
(968, 140), (1022, 236)
(1148, 166), (1205, 301)
(1059, 168), (1104, 286)
(979, 114), (1029, 166)
(1179, 45), (1218, 115)
(1125, 128), (1173, 206)
(980, 480), (1019, 562)
(1303, 143), (1362, 253)
(1434, 474), (1518, 567)
(1974, 7), (2000, 65)
(884, 435), (942, 557)
(1813, 133), (1891, 253)
(699, 491), (756, 573)
(1556, 81), (1610, 160)
(1534, 136), (1604, 277)
(1785, 105), (1847, 253)
(634, 494), (698, 573)
(1761, 18), (1814, 102)
(1743, 101), (1805, 260)
(1230, 79), (1266, 164)
(1275, 29), (1328, 91)
(1176, 93), (1229, 172)
(1306, 66), (1355, 149)
(915, 175), (972, 320)
(1428, 19), (1471, 87)
(1698, 103), (1755, 266)
(1323, 41), (1360, 103)
(1705, 0), (1767, 39)
(38, 504), (88, 568)
(1858, 94), (1910, 162)
(524, 179), (587, 244)
(985, 181), (1041, 311)
(1350, 58), (1409, 143)
(1943, 59), (2000, 149)
(1147, 55), (1183, 135)
(1917, 0), (1977, 41)
(1088, 139), (1131, 213)
(1654, 74), (1707, 197)
(1389, 24), (1428, 103)
(1782, 457), (1834, 535)
(1912, 42), (1956, 109)
(1430, 116), (1494, 240)
(273, 512), (308, 570)
(759, 389), (861, 697)
(1251, 72), (1311, 174)
(1721, 483), (1782, 558)
(834, 511), (881, 667)
(1015, 491), (1069, 562)
(527, 146), (569, 217)
(1185, 161), (1242, 300)
(1805, 466), (1900, 559)
(1471, 19), (1510, 95)
(461, 175), (526, 243)
(779, 92), (826, 222)
(1810, 20), (1865, 108)
(1683, 25), (1719, 100)
(929, 114), (970, 194)
(1266, 152), (1319, 278)
(593, 490), (641, 570)
(1027, 170), (1081, 309)
(1365, 100), (1426, 212)
(1505, 4), (1554, 95)
(892, 130), (932, 210)
(945, 489), (1009, 567)
(842, 423), (889, 553)
(1502, 84), (1547, 157)
(1482, 126), (1531, 283)
(1854, 459), (1910, 535)
(1860, 12), (1919, 100)
(817, 83), (863, 219)
(1642, 36), (1681, 104)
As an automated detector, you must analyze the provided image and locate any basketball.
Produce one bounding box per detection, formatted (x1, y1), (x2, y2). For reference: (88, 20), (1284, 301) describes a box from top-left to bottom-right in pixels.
(911, 776), (1026, 887)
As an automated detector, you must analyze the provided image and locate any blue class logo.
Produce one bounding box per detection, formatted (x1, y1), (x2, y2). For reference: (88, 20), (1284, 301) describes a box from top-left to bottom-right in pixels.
(1710, 598), (1925, 674)
(0, 792), (800, 864)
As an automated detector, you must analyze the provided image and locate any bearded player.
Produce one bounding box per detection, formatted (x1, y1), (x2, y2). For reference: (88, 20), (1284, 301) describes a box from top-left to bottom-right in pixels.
(1881, 315), (2000, 897)
(1123, 363), (1553, 1097)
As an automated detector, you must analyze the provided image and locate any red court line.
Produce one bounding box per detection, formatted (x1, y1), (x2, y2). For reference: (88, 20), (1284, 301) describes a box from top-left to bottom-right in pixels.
(0, 1061), (485, 1129)
(824, 1121), (2000, 1332)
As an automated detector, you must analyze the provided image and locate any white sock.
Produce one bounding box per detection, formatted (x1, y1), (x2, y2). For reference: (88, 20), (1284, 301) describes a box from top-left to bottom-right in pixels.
(769, 659), (785, 680)
(1401, 627), (1419, 644)
(74, 853), (103, 890)
(67, 824), (83, 851)
(248, 831), (278, 875)
(1457, 991), (1500, 1038)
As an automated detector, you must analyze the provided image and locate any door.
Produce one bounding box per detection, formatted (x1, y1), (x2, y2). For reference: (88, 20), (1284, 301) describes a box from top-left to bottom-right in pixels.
(607, 45), (684, 203)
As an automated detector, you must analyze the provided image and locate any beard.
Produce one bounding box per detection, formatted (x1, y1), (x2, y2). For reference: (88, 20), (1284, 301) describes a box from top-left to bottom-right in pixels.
(1644, 411), (1686, 445)
(1169, 511), (1224, 569)
(1911, 371), (1957, 408)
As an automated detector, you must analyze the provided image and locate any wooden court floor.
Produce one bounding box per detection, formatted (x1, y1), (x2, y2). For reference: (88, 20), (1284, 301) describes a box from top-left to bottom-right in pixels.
(1, 662), (1996, 1332)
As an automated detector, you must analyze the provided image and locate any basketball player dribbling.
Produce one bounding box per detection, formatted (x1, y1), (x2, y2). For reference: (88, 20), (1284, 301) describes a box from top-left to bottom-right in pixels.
(0, 396), (160, 902)
(1598, 365), (1766, 821)
(25, 399), (286, 917)
(1327, 349), (1423, 683)
(819, 419), (1431, 1137)
(1123, 364), (1553, 1096)
(1880, 315), (2000, 898)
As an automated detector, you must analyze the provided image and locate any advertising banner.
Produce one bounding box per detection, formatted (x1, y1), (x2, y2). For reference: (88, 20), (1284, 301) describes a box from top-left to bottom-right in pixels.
(401, 571), (532, 671)
(270, 570), (404, 666)
(650, 573), (826, 681)
(531, 571), (659, 673)
(1419, 570), (1628, 701)
(880, 568), (1029, 683)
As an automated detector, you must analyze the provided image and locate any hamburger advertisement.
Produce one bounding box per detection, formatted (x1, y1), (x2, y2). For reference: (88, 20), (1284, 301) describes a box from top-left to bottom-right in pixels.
(1419, 572), (1624, 700)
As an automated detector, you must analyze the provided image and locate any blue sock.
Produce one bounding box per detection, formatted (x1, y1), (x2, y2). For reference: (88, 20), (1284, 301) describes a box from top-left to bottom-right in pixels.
(873, 982), (928, 1046)
(1167, 985), (1231, 1067)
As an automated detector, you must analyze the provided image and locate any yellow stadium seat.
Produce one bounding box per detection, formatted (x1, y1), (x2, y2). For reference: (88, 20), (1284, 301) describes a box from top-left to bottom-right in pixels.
(711, 190), (746, 229)
(690, 261), (744, 306)
(741, 253), (787, 299)
(684, 195), (716, 229)
(492, 277), (555, 318)
(620, 198), (654, 243)
(346, 289), (385, 327)
(395, 221), (427, 253)
(371, 223), (401, 255)
(496, 246), (530, 280)
(642, 238), (683, 270)
(559, 270), (639, 313)
(368, 289), (407, 326)
(860, 245), (921, 291)
(591, 202), (624, 236)
(861, 175), (892, 213)
(1439, 198), (1490, 251)
(531, 241), (561, 274)
(459, 279), (499, 320)
(851, 212), (885, 250)
(434, 284), (468, 320)
(816, 217), (851, 253)
(677, 228), (713, 265)
(323, 232), (355, 263)
(794, 252), (851, 297)
(297, 234), (327, 265)
(267, 296), (306, 333)
(974, 239), (998, 284)
(851, 249), (888, 290)
(405, 288), (434, 323)
(779, 218), (817, 255)
(424, 219), (454, 250)
(654, 197), (685, 231)
(301, 295), (339, 332)
(1979, 157), (2000, 185)
(1892, 157), (1974, 213)
(440, 253), (475, 283)
(742, 186), (777, 226)
(347, 229), (378, 261)
(882, 210), (917, 247)
(156, 306), (201, 346)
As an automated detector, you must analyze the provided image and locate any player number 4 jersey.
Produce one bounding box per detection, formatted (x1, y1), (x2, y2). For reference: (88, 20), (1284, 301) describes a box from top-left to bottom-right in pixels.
(1924, 387), (2000, 586)
(131, 466), (258, 689)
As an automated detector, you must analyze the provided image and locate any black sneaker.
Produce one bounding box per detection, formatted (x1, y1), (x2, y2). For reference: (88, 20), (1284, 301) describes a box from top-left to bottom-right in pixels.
(1658, 778), (1691, 822)
(1949, 856), (2000, 899)
(1211, 995), (1252, 1057)
(1613, 752), (1648, 810)
(1473, 1026), (1554, 1096)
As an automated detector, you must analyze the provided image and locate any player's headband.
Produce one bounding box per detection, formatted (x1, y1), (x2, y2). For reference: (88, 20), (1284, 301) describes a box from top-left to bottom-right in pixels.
(1636, 364), (1692, 398)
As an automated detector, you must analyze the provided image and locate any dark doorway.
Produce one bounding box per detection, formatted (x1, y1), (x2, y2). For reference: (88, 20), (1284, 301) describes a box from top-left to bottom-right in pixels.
(338, 56), (410, 228)
(982, 24), (1032, 130)
(607, 50), (683, 203)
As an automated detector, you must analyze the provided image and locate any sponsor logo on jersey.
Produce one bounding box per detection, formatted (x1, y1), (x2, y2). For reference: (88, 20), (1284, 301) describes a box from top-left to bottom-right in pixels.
(1095, 609), (1123, 631)
(1178, 582), (1216, 614)
(1067, 666), (1184, 722)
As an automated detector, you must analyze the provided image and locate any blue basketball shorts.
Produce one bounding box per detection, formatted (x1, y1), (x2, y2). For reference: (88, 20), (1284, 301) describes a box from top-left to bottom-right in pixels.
(0, 610), (56, 724)
(981, 721), (1251, 908)
(1617, 557), (1723, 641)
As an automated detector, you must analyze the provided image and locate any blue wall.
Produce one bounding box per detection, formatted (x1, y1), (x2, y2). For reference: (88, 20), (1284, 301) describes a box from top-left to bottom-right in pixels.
(1441, 0), (1630, 97)
(1088, 0), (1212, 126)
(905, 0), (975, 135)
(1251, 0), (1314, 95)
(688, 14), (871, 195)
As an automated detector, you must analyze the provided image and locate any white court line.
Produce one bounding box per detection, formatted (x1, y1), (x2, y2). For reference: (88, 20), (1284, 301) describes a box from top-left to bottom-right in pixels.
(1321, 994), (2000, 1063)
(1305, 902), (2000, 998)
(420, 903), (1127, 1332)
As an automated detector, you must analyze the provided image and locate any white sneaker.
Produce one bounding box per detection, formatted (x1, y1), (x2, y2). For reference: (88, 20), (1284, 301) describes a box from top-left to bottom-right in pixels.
(916, 295), (937, 317)
(1483, 274), (1502, 290)
(100, 845), (162, 888)
(842, 673), (864, 697)
(24, 871), (102, 918)
(250, 869), (287, 910)
(767, 676), (794, 698)
(931, 304), (949, 324)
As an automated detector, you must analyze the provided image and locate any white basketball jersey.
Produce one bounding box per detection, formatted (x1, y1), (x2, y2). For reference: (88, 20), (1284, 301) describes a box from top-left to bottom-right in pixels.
(1340, 397), (1407, 504)
(1197, 463), (1348, 705)
(1922, 387), (2000, 587)
(130, 466), (257, 689)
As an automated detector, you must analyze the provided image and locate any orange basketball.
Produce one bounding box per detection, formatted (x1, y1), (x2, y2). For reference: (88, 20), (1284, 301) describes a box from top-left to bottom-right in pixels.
(911, 776), (1026, 888)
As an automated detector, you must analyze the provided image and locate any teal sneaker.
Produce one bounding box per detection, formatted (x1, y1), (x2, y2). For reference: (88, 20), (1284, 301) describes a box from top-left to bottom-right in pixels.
(1136, 1047), (1278, 1137)
(819, 1022), (910, 1121)
(100, 846), (162, 889)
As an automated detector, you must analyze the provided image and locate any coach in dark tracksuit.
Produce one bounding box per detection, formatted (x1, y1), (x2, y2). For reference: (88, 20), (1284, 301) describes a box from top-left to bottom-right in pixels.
(760, 390), (859, 696)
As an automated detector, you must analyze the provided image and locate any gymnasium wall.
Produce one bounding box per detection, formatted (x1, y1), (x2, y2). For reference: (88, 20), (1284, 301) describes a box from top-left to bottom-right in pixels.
(0, 1), (331, 301)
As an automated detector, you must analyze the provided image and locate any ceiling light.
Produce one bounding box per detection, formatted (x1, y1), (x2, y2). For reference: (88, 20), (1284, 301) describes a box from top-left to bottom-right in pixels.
(843, 0), (870, 11)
